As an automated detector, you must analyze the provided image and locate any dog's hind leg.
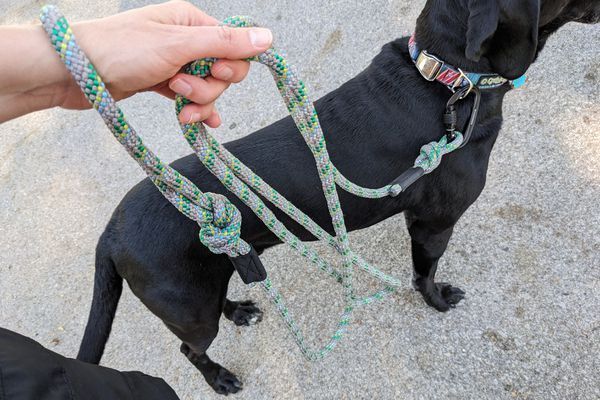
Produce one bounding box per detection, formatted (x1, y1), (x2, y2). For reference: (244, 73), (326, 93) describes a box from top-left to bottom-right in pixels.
(164, 299), (244, 395)
(405, 211), (466, 312)
(175, 326), (243, 395)
(137, 253), (244, 395)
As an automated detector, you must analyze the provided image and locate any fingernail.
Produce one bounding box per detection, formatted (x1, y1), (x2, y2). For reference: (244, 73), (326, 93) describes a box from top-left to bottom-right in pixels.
(170, 79), (192, 96)
(185, 112), (201, 124)
(249, 28), (272, 49)
(216, 65), (233, 80)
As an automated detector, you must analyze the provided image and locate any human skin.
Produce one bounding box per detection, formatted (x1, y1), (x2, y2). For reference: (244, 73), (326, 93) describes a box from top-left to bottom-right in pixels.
(0, 0), (273, 125)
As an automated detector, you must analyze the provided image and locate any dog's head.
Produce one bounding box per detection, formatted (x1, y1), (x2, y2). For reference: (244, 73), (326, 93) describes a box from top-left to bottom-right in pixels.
(416, 0), (600, 80)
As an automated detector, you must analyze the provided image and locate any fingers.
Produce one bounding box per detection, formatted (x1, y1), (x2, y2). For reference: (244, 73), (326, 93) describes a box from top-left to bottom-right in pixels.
(168, 59), (249, 97)
(211, 60), (251, 83)
(173, 25), (272, 64)
(177, 101), (219, 126)
(169, 74), (230, 104)
(168, 58), (251, 126)
(150, 81), (177, 99)
(145, 2), (267, 127)
(204, 110), (222, 128)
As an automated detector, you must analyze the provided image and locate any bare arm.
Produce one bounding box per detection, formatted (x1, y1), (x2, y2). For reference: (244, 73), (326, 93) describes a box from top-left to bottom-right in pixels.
(0, 24), (73, 122)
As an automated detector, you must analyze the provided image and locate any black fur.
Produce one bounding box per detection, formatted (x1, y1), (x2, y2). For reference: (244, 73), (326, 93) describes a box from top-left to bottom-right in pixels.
(77, 0), (600, 394)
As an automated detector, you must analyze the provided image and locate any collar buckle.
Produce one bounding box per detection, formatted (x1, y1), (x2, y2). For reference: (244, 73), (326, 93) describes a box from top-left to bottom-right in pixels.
(415, 51), (443, 81)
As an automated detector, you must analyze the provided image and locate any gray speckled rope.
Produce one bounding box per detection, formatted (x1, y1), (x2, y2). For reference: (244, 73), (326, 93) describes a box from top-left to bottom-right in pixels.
(40, 6), (463, 361)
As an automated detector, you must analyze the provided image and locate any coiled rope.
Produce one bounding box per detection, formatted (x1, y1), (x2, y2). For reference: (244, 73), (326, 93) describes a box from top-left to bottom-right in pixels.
(40, 5), (463, 361)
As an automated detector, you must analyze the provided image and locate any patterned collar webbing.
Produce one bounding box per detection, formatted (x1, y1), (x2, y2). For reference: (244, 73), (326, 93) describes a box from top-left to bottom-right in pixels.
(408, 34), (527, 91)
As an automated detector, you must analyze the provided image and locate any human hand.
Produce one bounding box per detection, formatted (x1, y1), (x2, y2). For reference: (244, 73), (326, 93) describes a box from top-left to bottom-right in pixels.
(0, 1), (273, 125)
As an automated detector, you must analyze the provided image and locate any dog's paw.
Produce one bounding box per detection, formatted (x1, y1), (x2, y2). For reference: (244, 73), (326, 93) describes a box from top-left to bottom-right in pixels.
(226, 301), (263, 327)
(416, 282), (465, 312)
(211, 367), (243, 395)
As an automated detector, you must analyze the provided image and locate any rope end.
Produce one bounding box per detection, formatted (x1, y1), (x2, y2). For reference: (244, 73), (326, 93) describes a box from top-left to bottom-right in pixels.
(229, 247), (267, 284)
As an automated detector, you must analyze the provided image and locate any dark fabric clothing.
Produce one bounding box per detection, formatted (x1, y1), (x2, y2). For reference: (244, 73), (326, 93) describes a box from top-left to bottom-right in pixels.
(0, 328), (179, 400)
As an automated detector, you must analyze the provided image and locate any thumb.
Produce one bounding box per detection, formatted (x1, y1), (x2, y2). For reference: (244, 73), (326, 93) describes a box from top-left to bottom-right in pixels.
(173, 25), (273, 63)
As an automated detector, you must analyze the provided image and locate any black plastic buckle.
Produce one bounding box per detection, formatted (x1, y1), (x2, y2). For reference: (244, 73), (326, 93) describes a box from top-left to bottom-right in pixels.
(228, 246), (267, 284)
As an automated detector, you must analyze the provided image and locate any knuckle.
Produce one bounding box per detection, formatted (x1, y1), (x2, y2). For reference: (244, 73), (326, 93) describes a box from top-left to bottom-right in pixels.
(196, 92), (211, 104)
(217, 26), (235, 46)
(188, 89), (208, 104)
(166, 0), (189, 8)
(175, 0), (196, 14)
(161, 1), (198, 26)
(220, 61), (249, 83)
(201, 105), (215, 119)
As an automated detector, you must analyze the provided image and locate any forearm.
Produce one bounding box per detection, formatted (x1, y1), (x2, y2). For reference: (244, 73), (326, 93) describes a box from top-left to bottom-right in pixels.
(0, 24), (75, 123)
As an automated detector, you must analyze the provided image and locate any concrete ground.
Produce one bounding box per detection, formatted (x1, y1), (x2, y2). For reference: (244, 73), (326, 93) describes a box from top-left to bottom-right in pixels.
(1, 0), (599, 399)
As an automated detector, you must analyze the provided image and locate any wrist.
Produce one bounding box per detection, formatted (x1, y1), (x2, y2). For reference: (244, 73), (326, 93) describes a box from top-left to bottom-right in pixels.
(15, 25), (73, 100)
(0, 24), (77, 121)
(27, 24), (78, 109)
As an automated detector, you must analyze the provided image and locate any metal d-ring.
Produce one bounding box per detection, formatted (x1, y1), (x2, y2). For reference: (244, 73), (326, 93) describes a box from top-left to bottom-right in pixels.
(452, 68), (475, 98)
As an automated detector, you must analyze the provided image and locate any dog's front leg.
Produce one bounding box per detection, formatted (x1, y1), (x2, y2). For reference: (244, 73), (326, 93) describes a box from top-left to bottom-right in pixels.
(405, 211), (466, 312)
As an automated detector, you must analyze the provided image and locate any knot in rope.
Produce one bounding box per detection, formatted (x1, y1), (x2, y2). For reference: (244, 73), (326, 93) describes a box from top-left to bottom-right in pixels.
(198, 194), (250, 257)
(414, 132), (464, 174)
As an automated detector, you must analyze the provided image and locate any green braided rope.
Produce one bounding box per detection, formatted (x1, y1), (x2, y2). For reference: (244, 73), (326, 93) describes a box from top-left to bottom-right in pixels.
(40, 6), (463, 361)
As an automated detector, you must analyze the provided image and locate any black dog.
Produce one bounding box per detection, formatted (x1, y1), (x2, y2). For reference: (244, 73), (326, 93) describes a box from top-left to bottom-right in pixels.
(76, 0), (599, 395)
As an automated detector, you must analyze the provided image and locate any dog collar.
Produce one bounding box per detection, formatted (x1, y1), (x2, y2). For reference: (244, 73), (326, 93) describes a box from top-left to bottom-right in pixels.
(408, 34), (526, 92)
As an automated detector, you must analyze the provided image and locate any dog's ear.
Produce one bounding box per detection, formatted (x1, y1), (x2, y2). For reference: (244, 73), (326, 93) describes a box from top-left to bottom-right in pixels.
(465, 0), (500, 62)
(466, 0), (541, 79)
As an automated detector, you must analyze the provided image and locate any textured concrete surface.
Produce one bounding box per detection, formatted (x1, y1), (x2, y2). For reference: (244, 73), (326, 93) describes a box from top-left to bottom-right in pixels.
(1, 1), (599, 399)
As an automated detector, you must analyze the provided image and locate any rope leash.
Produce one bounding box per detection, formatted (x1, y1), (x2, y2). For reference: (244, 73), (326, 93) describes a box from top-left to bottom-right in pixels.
(40, 6), (463, 361)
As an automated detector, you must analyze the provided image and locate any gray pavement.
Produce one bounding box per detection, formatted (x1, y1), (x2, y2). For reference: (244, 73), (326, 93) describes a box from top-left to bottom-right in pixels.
(1, 1), (599, 399)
